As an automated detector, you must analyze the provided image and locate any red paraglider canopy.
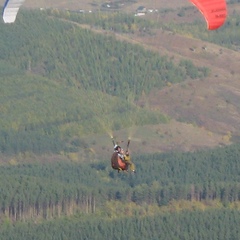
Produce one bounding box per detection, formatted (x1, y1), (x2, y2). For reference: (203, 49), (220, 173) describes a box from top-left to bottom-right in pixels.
(190, 0), (227, 30)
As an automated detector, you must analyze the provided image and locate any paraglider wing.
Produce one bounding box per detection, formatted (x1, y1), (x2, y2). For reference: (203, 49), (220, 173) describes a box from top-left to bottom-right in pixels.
(2, 0), (25, 23)
(189, 0), (227, 30)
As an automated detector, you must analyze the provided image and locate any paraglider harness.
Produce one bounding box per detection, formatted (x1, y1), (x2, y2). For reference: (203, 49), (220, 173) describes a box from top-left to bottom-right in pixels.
(111, 138), (135, 173)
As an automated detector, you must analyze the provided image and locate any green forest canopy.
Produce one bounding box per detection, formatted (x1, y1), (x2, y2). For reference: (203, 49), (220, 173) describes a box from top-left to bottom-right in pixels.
(0, 143), (240, 238)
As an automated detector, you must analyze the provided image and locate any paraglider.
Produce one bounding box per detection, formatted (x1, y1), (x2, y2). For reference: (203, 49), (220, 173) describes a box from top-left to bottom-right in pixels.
(189, 0), (227, 30)
(111, 138), (135, 173)
(2, 0), (25, 23)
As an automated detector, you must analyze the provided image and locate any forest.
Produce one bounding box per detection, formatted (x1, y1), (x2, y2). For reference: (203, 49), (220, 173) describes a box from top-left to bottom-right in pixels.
(0, 143), (240, 238)
(0, 7), (240, 239)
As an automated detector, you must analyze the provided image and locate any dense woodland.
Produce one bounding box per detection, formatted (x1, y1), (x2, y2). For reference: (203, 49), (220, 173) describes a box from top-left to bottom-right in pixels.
(0, 209), (240, 240)
(1, 143), (240, 214)
(0, 143), (240, 237)
(1, 7), (240, 239)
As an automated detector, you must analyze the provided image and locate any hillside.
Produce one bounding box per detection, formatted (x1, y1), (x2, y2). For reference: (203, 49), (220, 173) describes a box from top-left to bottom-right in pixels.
(1, 1), (240, 160)
(1, 2), (240, 239)
(52, 2), (240, 154)
(132, 6), (240, 137)
(136, 29), (240, 134)
(29, 1), (240, 148)
(71, 1), (240, 151)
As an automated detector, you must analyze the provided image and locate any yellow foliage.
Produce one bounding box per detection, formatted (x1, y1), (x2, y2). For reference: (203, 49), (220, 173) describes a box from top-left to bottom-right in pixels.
(167, 82), (172, 87)
(229, 202), (240, 210)
(9, 158), (18, 166)
(122, 23), (129, 32)
(144, 204), (160, 216)
(227, 131), (232, 137)
(222, 131), (232, 142)
(207, 131), (213, 137)
(222, 134), (230, 142)
(11, 121), (20, 131)
(51, 9), (59, 15)
(130, 23), (138, 33)
(67, 152), (79, 162)
(104, 201), (147, 218)
(101, 199), (240, 219)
